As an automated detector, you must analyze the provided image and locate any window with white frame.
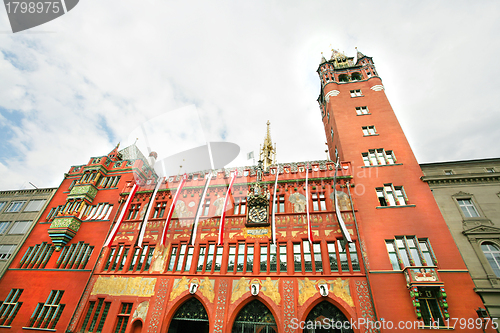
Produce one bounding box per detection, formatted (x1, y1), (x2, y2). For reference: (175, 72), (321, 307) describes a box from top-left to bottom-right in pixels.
(8, 221), (32, 234)
(376, 184), (408, 206)
(486, 168), (495, 173)
(24, 199), (47, 212)
(444, 170), (453, 175)
(0, 201), (7, 212)
(481, 242), (500, 277)
(457, 199), (480, 218)
(385, 236), (435, 270)
(362, 149), (396, 166)
(362, 126), (377, 136)
(0, 245), (16, 260)
(355, 106), (369, 115)
(0, 221), (10, 234)
(350, 89), (362, 97)
(5, 201), (26, 213)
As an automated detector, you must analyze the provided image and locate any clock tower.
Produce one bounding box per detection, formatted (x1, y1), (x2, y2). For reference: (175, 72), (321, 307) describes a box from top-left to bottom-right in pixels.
(317, 48), (488, 329)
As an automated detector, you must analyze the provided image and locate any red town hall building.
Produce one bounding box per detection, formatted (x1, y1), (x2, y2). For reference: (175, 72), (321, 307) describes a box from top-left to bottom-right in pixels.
(0, 49), (492, 332)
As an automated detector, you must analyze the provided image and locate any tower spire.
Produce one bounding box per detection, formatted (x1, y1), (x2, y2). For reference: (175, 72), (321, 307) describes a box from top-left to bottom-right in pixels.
(260, 120), (276, 171)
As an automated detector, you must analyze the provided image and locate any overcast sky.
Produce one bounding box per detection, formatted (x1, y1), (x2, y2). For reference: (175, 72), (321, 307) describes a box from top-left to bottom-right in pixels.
(1, 1), (499, 190)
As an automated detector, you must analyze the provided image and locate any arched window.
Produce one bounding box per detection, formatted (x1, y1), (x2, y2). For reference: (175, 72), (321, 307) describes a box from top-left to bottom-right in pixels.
(232, 300), (277, 333)
(351, 72), (362, 81)
(168, 298), (209, 333)
(304, 301), (353, 333)
(481, 242), (500, 277)
(338, 74), (349, 83)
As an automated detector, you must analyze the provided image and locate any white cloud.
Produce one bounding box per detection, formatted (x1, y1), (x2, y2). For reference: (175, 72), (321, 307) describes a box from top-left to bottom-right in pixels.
(0, 1), (499, 190)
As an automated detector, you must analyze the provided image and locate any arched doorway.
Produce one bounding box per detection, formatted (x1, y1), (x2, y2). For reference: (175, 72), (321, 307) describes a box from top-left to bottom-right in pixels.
(232, 300), (277, 333)
(167, 297), (209, 333)
(304, 301), (353, 333)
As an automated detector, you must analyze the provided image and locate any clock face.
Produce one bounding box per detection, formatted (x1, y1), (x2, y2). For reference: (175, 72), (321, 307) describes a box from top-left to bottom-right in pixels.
(248, 206), (267, 224)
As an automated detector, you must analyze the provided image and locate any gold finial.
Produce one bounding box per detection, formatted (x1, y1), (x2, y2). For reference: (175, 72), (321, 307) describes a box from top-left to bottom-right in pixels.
(260, 121), (276, 171)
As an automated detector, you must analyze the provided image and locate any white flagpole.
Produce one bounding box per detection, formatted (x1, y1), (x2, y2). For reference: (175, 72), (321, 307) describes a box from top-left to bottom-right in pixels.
(137, 177), (164, 248)
(190, 171), (212, 246)
(104, 183), (138, 247)
(305, 163), (313, 244)
(271, 167), (279, 244)
(218, 171), (237, 245)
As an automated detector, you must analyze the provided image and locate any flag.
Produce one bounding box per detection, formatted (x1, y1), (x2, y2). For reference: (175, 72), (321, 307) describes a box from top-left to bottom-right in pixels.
(333, 158), (352, 242)
(137, 177), (164, 248)
(160, 174), (188, 246)
(217, 171), (237, 245)
(104, 183), (138, 247)
(247, 151), (254, 160)
(189, 171), (212, 246)
(305, 163), (313, 244)
(271, 167), (279, 244)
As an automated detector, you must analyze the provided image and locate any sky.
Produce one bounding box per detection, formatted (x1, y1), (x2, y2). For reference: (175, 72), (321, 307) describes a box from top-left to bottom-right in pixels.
(0, 1), (499, 190)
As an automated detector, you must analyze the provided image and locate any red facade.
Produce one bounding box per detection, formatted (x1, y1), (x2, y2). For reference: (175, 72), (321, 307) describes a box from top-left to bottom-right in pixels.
(0, 49), (492, 333)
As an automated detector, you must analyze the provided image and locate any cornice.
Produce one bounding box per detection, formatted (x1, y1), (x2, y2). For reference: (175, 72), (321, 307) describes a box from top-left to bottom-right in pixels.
(421, 173), (500, 185)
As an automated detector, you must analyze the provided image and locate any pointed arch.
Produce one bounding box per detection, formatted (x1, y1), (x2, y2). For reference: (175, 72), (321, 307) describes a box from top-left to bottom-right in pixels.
(165, 296), (210, 333)
(230, 298), (278, 333)
(303, 300), (354, 333)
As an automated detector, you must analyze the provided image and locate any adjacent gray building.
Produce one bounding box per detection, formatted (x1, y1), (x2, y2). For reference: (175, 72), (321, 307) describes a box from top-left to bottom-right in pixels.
(421, 158), (500, 323)
(0, 187), (56, 278)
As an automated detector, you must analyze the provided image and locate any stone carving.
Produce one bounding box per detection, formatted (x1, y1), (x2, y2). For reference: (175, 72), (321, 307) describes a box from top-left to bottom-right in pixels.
(298, 278), (318, 306)
(149, 245), (170, 273)
(330, 191), (352, 210)
(169, 276), (190, 301)
(289, 193), (306, 213)
(199, 277), (215, 303)
(261, 277), (281, 305)
(231, 277), (250, 303)
(331, 278), (354, 307)
(132, 301), (149, 321)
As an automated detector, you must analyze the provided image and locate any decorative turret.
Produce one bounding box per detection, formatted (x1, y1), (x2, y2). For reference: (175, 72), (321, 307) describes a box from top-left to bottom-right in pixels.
(259, 121), (276, 171)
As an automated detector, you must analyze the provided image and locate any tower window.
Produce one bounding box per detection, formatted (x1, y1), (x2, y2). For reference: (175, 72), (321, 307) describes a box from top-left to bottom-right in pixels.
(362, 126), (377, 136)
(385, 236), (436, 269)
(376, 184), (408, 206)
(351, 72), (362, 81)
(362, 149), (396, 166)
(339, 74), (349, 82)
(355, 106), (369, 115)
(350, 90), (362, 97)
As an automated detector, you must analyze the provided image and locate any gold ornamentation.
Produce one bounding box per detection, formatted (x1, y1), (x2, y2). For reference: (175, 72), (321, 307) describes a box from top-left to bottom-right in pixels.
(261, 277), (281, 305)
(298, 278), (318, 306)
(169, 276), (190, 301)
(242, 227), (271, 238)
(199, 277), (215, 303)
(91, 276), (156, 297)
(331, 278), (353, 307)
(231, 277), (249, 303)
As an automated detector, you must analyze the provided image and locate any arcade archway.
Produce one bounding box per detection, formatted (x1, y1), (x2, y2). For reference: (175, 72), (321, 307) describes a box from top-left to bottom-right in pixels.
(232, 299), (277, 333)
(167, 297), (209, 333)
(304, 301), (353, 333)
